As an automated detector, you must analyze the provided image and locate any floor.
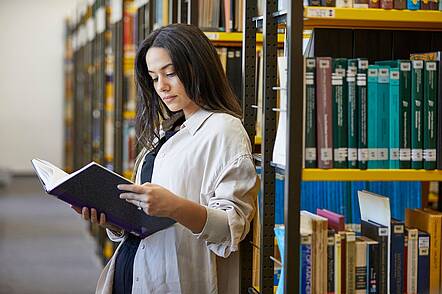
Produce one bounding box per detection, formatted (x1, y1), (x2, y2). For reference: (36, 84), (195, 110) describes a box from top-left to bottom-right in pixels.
(0, 176), (102, 294)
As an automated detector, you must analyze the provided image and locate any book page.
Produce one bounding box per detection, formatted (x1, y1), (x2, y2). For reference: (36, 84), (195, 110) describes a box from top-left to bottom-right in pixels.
(31, 159), (69, 190)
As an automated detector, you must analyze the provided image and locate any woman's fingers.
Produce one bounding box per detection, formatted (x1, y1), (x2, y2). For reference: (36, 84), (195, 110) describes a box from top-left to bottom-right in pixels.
(90, 208), (99, 223)
(117, 184), (146, 194)
(99, 213), (106, 225)
(82, 207), (90, 221)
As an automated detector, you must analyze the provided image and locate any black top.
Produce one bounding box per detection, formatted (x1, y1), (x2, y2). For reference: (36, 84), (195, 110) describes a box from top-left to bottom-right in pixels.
(113, 129), (179, 294)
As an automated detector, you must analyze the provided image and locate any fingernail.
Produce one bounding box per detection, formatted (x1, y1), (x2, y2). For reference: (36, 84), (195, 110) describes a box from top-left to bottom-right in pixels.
(117, 185), (122, 189)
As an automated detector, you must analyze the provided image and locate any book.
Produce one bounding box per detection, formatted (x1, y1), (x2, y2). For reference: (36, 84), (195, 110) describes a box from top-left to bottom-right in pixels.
(411, 60), (424, 169)
(405, 227), (418, 294)
(347, 59), (358, 169)
(390, 219), (404, 294)
(305, 58), (317, 168)
(417, 230), (430, 294)
(423, 61), (437, 170)
(357, 58), (369, 169)
(332, 59), (348, 169)
(31, 158), (176, 238)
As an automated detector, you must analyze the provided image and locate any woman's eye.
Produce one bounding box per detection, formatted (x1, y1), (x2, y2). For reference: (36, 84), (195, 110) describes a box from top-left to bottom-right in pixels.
(151, 77), (158, 82)
(166, 72), (176, 78)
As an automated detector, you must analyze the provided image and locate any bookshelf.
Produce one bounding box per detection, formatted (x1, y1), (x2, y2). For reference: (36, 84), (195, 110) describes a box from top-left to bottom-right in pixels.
(247, 1), (442, 294)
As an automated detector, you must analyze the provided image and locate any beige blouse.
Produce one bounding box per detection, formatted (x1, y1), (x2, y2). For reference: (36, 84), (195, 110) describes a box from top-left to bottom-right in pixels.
(96, 109), (258, 294)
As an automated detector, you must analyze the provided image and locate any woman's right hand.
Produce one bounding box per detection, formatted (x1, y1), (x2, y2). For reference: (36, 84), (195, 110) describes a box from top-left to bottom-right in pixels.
(71, 206), (123, 235)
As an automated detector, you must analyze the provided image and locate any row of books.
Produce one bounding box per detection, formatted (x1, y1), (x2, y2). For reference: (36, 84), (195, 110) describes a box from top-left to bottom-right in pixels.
(305, 0), (442, 10)
(305, 56), (441, 170)
(273, 174), (421, 227)
(275, 205), (442, 294)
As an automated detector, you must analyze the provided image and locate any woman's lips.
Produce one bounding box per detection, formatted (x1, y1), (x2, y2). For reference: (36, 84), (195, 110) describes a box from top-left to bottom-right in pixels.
(163, 95), (177, 102)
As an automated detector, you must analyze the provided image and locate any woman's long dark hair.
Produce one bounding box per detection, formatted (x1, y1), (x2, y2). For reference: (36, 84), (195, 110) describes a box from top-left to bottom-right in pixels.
(134, 23), (242, 150)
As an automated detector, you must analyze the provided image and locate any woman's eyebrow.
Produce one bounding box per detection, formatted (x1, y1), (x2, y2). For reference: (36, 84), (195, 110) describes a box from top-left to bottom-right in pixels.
(148, 63), (173, 73)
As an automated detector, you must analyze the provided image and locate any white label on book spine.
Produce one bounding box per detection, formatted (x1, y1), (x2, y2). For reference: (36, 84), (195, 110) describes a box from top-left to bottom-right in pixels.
(306, 59), (315, 67)
(204, 33), (219, 40)
(400, 149), (411, 161)
(96, 7), (106, 34)
(306, 7), (335, 18)
(368, 68), (378, 76)
(394, 225), (404, 234)
(390, 148), (399, 160)
(358, 148), (369, 161)
(358, 60), (368, 69)
(401, 62), (411, 71)
(426, 62), (436, 71)
(411, 149), (423, 161)
(346, 233), (356, 242)
(368, 148), (378, 160)
(331, 75), (343, 85)
(419, 237), (430, 249)
(305, 148), (317, 161)
(379, 228), (388, 236)
(319, 59), (330, 68)
(423, 149), (436, 161)
(305, 74), (314, 85)
(412, 60), (423, 69)
(334, 148), (347, 162)
(320, 148), (332, 161)
(378, 148), (388, 160)
(336, 68), (346, 77)
(391, 71), (400, 80)
(357, 80), (366, 86)
(419, 247), (429, 255)
(348, 148), (357, 161)
(347, 75), (355, 82)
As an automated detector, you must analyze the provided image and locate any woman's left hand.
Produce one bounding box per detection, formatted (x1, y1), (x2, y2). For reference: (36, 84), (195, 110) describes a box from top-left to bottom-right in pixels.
(118, 183), (180, 218)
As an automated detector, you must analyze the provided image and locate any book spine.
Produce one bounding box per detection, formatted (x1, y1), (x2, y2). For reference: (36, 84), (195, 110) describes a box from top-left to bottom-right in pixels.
(377, 67), (390, 169)
(407, 229), (418, 294)
(407, 0), (421, 8)
(421, 0), (431, 9)
(301, 235), (313, 294)
(399, 61), (412, 169)
(347, 59), (358, 168)
(340, 231), (347, 293)
(327, 233), (335, 294)
(367, 241), (380, 294)
(437, 55), (442, 169)
(355, 241), (368, 293)
(332, 58), (348, 168)
(403, 232), (408, 293)
(368, 66), (379, 169)
(390, 222), (405, 294)
(334, 233), (342, 294)
(357, 59), (369, 169)
(346, 232), (356, 294)
(423, 61), (437, 170)
(417, 232), (430, 294)
(381, 0), (394, 8)
(389, 68), (400, 169)
(305, 58), (317, 168)
(316, 57), (333, 169)
(369, 0), (381, 7)
(394, 0), (407, 8)
(411, 60), (424, 169)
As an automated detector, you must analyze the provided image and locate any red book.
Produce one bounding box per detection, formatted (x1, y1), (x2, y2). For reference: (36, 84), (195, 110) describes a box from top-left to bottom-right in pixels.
(317, 208), (345, 231)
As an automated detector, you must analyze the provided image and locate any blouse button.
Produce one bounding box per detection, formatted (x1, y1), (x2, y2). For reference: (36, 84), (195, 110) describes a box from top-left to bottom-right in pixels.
(136, 277), (139, 282)
(142, 244), (146, 249)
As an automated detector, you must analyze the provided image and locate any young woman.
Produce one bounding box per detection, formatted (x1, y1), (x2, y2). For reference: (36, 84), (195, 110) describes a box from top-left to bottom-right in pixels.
(76, 23), (258, 294)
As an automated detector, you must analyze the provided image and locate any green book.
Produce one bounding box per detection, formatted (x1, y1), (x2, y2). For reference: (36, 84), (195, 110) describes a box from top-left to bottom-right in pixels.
(357, 59), (369, 169)
(389, 68), (400, 169)
(347, 59), (358, 168)
(378, 66), (390, 169)
(411, 60), (424, 169)
(305, 58), (317, 168)
(398, 61), (412, 169)
(423, 61), (438, 170)
(368, 65), (379, 169)
(332, 58), (348, 168)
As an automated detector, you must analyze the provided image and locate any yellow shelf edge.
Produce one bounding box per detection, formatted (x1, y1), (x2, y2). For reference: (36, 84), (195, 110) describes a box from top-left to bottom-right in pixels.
(302, 168), (442, 181)
(204, 32), (287, 43)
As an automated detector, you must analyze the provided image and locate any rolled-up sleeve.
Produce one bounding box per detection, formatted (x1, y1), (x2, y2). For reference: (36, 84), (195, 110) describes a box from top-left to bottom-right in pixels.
(195, 154), (258, 258)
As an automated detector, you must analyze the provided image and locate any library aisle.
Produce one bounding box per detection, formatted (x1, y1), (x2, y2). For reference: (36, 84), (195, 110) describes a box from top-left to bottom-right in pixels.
(0, 177), (102, 294)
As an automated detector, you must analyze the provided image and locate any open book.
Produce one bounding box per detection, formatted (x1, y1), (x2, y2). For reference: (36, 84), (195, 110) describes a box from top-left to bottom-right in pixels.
(31, 159), (175, 238)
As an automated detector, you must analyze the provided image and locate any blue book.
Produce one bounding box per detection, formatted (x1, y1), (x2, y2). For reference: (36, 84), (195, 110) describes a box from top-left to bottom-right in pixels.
(367, 66), (380, 169)
(390, 219), (404, 294)
(377, 66), (390, 169)
(389, 68), (400, 169)
(417, 230), (430, 294)
(407, 0), (420, 9)
(300, 233), (313, 294)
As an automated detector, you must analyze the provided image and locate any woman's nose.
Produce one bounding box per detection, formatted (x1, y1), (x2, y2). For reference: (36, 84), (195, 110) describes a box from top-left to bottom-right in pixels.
(157, 76), (170, 92)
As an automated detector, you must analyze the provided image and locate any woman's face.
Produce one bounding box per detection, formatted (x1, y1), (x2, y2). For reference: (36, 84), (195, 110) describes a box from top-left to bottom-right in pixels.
(146, 47), (199, 119)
